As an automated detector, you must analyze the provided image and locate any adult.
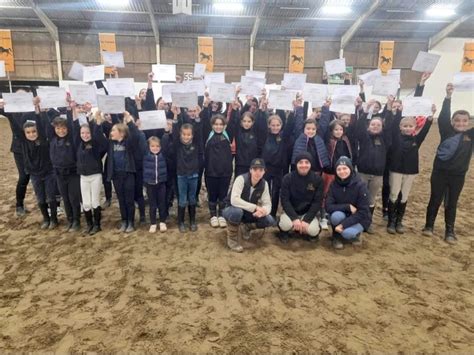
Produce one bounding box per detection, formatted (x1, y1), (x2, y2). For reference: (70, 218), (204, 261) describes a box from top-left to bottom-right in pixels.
(222, 158), (275, 252)
(278, 152), (324, 243)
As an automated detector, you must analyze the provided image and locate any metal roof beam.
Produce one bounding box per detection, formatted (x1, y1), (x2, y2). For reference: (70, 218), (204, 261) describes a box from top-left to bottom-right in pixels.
(144, 0), (159, 44)
(428, 14), (473, 49)
(340, 0), (381, 50)
(250, 0), (266, 47)
(26, 0), (58, 41)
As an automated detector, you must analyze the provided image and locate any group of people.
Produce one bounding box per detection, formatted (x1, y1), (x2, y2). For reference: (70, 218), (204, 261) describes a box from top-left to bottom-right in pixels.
(1, 70), (472, 252)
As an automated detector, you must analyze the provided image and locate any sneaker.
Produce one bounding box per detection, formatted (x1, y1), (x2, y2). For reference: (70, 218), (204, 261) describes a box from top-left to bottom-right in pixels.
(422, 227), (433, 237)
(49, 219), (58, 230)
(210, 216), (219, 228)
(40, 220), (50, 230)
(218, 217), (227, 228)
(332, 237), (344, 250)
(178, 223), (187, 233)
(16, 206), (26, 217)
(118, 221), (127, 232)
(149, 224), (157, 233)
(352, 235), (363, 246)
(240, 224), (251, 240)
(159, 223), (167, 232)
(306, 235), (319, 243)
(444, 235), (457, 244)
(56, 206), (65, 217)
(125, 224), (135, 233)
(230, 245), (244, 253)
(320, 218), (329, 230)
(366, 225), (375, 235)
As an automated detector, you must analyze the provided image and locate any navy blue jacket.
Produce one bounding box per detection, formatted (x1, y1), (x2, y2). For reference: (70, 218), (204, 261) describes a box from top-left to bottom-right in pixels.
(326, 174), (371, 230)
(105, 121), (139, 181)
(143, 151), (168, 184)
(48, 111), (78, 175)
(292, 133), (330, 172)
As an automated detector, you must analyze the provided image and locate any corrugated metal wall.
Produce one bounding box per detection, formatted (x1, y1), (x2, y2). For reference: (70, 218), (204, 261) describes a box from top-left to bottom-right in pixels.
(6, 30), (427, 88)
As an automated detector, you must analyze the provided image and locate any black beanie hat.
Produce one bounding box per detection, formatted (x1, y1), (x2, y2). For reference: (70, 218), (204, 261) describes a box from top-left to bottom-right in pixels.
(295, 152), (313, 166)
(335, 156), (353, 172)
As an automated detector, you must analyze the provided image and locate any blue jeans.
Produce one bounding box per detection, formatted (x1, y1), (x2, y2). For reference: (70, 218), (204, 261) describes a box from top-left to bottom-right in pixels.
(330, 211), (364, 240)
(222, 206), (276, 228)
(177, 174), (198, 207)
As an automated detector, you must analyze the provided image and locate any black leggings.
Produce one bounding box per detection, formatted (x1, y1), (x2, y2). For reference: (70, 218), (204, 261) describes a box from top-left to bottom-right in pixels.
(56, 173), (81, 222)
(264, 171), (282, 217)
(135, 168), (146, 219)
(113, 172), (136, 223)
(146, 182), (168, 224)
(13, 152), (30, 207)
(206, 176), (231, 203)
(426, 170), (465, 228)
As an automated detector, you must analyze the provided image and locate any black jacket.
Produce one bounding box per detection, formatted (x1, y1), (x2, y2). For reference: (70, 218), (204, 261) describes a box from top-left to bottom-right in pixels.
(280, 170), (324, 223)
(204, 131), (233, 177)
(74, 120), (108, 176)
(105, 121), (139, 181)
(326, 174), (371, 230)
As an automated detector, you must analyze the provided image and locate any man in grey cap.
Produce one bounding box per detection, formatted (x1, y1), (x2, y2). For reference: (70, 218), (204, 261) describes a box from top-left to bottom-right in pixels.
(222, 158), (275, 252)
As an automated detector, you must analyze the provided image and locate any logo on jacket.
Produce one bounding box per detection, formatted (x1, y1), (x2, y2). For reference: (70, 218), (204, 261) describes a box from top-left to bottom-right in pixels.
(307, 183), (315, 191)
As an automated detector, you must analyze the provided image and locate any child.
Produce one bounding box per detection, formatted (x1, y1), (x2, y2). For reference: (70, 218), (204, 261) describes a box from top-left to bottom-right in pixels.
(73, 109), (108, 235)
(326, 156), (371, 250)
(387, 104), (436, 234)
(204, 114), (233, 228)
(105, 112), (139, 233)
(169, 106), (203, 233)
(423, 83), (473, 243)
(6, 101), (58, 229)
(143, 136), (168, 233)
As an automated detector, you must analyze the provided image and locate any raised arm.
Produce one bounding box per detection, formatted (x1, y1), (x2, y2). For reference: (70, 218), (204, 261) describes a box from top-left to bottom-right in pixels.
(415, 105), (435, 146)
(438, 83), (454, 141)
(414, 72), (430, 97)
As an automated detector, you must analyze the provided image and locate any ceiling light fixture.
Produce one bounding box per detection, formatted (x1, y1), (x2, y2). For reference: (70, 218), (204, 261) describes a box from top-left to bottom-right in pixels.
(321, 5), (351, 16)
(213, 0), (243, 12)
(425, 5), (456, 18)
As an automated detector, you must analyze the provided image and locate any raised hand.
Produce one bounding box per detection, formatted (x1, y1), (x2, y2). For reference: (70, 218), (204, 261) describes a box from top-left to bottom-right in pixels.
(446, 83), (454, 98)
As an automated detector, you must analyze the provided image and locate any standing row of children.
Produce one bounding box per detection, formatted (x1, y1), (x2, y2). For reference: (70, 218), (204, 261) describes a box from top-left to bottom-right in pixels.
(1, 70), (471, 244)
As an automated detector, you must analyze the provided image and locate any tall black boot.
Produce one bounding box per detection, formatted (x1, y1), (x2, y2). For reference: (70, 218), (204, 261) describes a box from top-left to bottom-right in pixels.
(444, 224), (456, 244)
(84, 210), (93, 235)
(90, 207), (102, 235)
(387, 200), (397, 234)
(422, 209), (436, 237)
(189, 205), (198, 232)
(366, 206), (375, 234)
(395, 202), (407, 234)
(178, 206), (187, 233)
(49, 200), (58, 229)
(39, 203), (50, 229)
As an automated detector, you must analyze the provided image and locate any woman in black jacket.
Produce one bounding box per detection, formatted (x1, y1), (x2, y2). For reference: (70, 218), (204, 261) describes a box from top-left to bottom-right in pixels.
(326, 156), (371, 250)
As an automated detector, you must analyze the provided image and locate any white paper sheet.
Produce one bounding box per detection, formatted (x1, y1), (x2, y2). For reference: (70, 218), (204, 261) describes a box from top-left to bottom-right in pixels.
(152, 64), (177, 82)
(162, 84), (181, 102)
(387, 69), (401, 82)
(106, 78), (136, 97)
(453, 72), (474, 92)
(358, 69), (381, 86)
(303, 83), (328, 107)
(101, 51), (125, 68)
(97, 95), (125, 114)
(68, 61), (84, 81)
(330, 95), (355, 114)
(282, 73), (307, 91)
(204, 72), (225, 87)
(3, 92), (35, 113)
(402, 96), (433, 117)
(193, 63), (206, 78)
(69, 85), (98, 105)
(411, 51), (441, 73)
(331, 85), (359, 98)
(182, 80), (206, 96)
(83, 65), (105, 82)
(138, 110), (167, 130)
(325, 58), (347, 75)
(267, 90), (296, 111)
(245, 70), (266, 79)
(0, 61), (5, 78)
(209, 83), (236, 103)
(372, 76), (400, 97)
(37, 87), (68, 109)
(240, 76), (266, 96)
(171, 91), (198, 108)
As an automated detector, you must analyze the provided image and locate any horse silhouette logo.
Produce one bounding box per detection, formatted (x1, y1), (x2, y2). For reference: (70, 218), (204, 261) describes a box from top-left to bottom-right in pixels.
(380, 55), (392, 65)
(0, 46), (13, 56)
(291, 55), (304, 64)
(200, 52), (213, 63)
(463, 56), (473, 65)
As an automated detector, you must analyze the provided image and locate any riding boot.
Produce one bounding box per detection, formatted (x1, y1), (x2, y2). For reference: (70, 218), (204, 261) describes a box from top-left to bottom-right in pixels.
(189, 205), (198, 232)
(395, 202), (407, 234)
(83, 210), (93, 235)
(39, 203), (50, 229)
(387, 200), (397, 234)
(90, 207), (102, 235)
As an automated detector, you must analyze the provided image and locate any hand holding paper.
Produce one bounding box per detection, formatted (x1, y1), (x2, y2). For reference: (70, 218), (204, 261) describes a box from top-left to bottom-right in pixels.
(402, 96), (433, 117)
(325, 58), (346, 76)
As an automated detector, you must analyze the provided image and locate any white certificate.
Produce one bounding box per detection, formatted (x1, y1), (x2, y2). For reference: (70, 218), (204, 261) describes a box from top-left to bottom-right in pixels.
(331, 85), (359, 98)
(69, 84), (97, 105)
(411, 51), (441, 73)
(387, 69), (401, 82)
(453, 72), (474, 92)
(3, 92), (35, 113)
(97, 95), (125, 114)
(106, 78), (136, 97)
(402, 96), (433, 117)
(171, 91), (198, 108)
(303, 83), (328, 106)
(282, 73), (307, 91)
(193, 63), (206, 78)
(358, 69), (381, 86)
(372, 76), (400, 97)
(101, 51), (125, 68)
(162, 84), (181, 102)
(182, 80), (206, 96)
(240, 76), (266, 96)
(267, 89), (296, 111)
(37, 87), (68, 108)
(204, 72), (225, 87)
(245, 70), (266, 79)
(209, 83), (236, 103)
(68, 61), (84, 81)
(0, 61), (5, 78)
(330, 95), (355, 114)
(139, 110), (167, 130)
(325, 58), (347, 75)
(83, 65), (105, 82)
(152, 64), (177, 82)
